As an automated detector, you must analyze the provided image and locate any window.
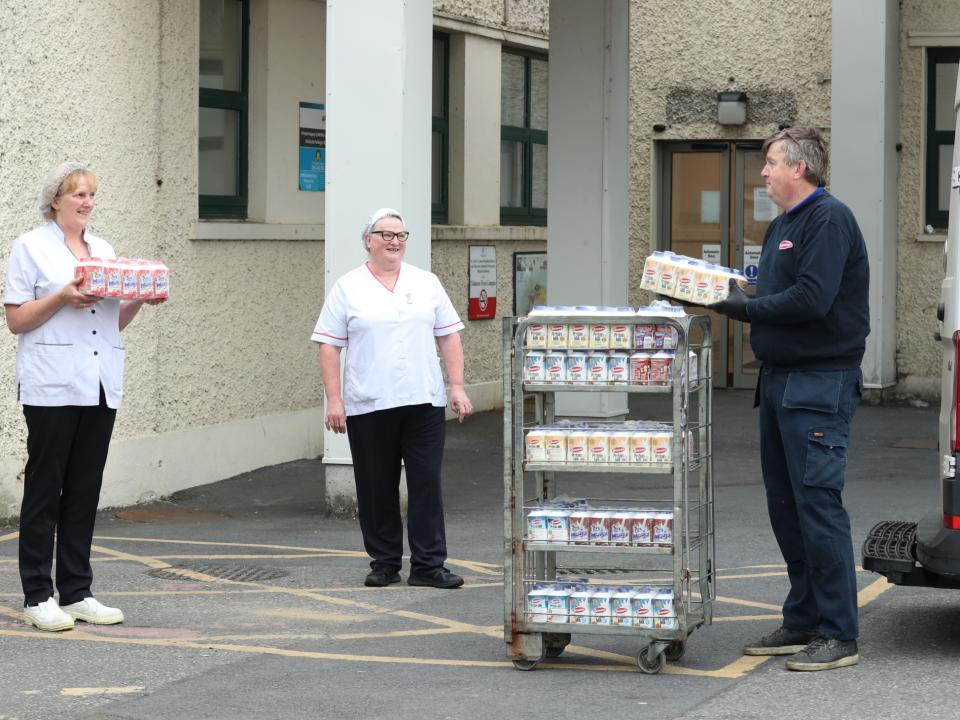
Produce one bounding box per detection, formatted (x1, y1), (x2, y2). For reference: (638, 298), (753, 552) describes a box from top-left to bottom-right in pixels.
(926, 47), (959, 231)
(199, 0), (249, 219)
(432, 33), (449, 224)
(500, 49), (548, 225)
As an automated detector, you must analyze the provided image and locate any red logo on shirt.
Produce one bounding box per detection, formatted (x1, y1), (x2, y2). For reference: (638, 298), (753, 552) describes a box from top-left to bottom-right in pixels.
(778, 240), (794, 250)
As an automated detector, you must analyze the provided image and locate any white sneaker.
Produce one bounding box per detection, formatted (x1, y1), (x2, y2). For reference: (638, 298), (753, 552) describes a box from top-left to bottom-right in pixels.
(24, 598), (74, 632)
(61, 597), (124, 625)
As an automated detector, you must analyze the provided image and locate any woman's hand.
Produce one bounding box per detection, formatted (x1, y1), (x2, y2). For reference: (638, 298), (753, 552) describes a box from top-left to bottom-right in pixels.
(59, 275), (103, 309)
(449, 387), (473, 423)
(324, 397), (347, 434)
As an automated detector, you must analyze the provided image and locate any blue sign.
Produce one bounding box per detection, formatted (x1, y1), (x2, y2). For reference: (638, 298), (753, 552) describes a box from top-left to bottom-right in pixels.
(299, 102), (325, 192)
(745, 264), (759, 286)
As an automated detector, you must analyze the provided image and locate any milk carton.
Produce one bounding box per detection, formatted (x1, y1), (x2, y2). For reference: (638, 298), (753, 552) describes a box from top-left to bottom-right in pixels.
(640, 250), (666, 292)
(546, 587), (572, 623)
(652, 587), (677, 629)
(567, 430), (590, 463)
(525, 429), (547, 462)
(545, 510), (571, 542)
(527, 587), (550, 623)
(569, 588), (594, 625)
(631, 587), (656, 628)
(526, 509), (549, 540)
(589, 588), (613, 625)
(587, 431), (610, 463)
(524, 351), (546, 383)
(612, 588), (636, 626)
(565, 352), (589, 383)
(569, 511), (591, 544)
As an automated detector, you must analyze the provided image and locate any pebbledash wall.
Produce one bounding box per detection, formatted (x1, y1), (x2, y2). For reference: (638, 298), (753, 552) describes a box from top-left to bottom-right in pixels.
(0, 0), (957, 520)
(0, 0), (551, 521)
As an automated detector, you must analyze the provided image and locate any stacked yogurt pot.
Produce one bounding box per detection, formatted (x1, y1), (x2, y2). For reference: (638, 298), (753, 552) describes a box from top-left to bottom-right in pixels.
(526, 581), (677, 628)
(639, 250), (746, 305)
(75, 257), (170, 300)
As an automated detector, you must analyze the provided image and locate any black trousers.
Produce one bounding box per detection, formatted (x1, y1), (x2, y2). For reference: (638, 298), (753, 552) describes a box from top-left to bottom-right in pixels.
(19, 387), (116, 606)
(345, 403), (447, 574)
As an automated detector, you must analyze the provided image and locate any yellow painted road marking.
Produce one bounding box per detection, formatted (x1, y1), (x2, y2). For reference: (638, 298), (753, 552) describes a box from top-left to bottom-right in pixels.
(713, 614), (782, 622)
(0, 531), (18, 543)
(714, 595), (782, 612)
(0, 627), (762, 678)
(858, 576), (892, 607)
(61, 686), (144, 696)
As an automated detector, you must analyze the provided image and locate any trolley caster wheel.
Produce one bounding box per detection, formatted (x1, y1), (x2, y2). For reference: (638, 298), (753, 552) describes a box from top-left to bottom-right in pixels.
(664, 640), (686, 662)
(544, 632), (571, 658)
(637, 646), (667, 674)
(512, 659), (539, 671)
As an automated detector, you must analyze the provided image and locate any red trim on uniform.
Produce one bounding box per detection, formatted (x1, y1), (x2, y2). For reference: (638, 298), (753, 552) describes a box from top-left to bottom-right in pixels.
(313, 331), (348, 341)
(365, 261), (400, 293)
(945, 514), (960, 530)
(434, 321), (462, 331)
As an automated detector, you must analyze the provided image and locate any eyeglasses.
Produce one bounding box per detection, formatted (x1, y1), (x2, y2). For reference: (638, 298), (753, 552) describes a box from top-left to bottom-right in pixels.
(781, 128), (802, 147)
(369, 230), (409, 243)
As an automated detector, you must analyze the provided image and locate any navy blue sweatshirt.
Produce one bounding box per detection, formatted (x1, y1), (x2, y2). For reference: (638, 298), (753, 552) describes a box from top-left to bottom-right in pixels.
(746, 189), (870, 370)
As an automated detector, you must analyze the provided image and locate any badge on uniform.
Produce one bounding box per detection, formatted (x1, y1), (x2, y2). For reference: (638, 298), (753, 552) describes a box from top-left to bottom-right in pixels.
(404, 293), (413, 304)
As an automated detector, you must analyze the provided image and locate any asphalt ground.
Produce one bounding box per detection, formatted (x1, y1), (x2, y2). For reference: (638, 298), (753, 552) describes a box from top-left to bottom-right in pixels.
(0, 389), (956, 720)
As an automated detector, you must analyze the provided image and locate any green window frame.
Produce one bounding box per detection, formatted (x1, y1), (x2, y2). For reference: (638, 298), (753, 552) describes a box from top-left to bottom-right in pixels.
(925, 47), (959, 231)
(432, 32), (449, 225)
(199, 0), (249, 219)
(500, 48), (548, 226)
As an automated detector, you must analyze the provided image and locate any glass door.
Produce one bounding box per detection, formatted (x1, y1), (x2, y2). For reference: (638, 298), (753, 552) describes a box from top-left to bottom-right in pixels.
(660, 142), (776, 388)
(659, 144), (729, 386)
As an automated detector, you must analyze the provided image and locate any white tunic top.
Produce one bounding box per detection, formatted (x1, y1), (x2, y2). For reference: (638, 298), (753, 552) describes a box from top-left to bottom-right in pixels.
(3, 222), (125, 408)
(312, 262), (464, 416)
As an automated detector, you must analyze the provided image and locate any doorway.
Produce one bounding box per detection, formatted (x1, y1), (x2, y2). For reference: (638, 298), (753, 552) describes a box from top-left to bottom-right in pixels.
(657, 141), (777, 389)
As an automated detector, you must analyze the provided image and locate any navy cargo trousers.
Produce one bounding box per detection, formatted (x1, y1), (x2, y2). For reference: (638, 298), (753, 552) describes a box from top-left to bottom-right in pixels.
(757, 366), (862, 642)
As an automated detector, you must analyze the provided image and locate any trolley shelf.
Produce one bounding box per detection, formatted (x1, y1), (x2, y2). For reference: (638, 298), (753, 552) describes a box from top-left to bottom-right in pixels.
(503, 311), (716, 675)
(522, 541), (673, 554)
(523, 462), (674, 474)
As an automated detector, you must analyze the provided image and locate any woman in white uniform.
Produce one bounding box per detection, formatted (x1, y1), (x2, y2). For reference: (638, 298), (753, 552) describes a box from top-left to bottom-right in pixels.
(312, 208), (472, 589)
(3, 162), (163, 631)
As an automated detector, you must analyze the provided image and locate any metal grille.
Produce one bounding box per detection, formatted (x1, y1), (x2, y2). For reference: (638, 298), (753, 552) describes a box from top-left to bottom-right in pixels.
(148, 563), (289, 583)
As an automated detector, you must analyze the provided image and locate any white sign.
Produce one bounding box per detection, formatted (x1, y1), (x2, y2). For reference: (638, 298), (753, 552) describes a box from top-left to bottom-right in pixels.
(700, 191), (720, 224)
(468, 245), (497, 320)
(701, 244), (722, 264)
(753, 187), (781, 222)
(952, 165), (960, 189)
(743, 245), (762, 286)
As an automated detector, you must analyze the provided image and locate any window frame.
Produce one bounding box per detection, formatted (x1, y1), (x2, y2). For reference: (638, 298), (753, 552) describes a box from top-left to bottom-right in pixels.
(199, 0), (250, 220)
(432, 32), (450, 225)
(925, 46), (960, 231)
(500, 47), (548, 227)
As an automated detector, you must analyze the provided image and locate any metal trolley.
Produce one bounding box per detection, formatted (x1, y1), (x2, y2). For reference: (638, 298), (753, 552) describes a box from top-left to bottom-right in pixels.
(503, 312), (715, 674)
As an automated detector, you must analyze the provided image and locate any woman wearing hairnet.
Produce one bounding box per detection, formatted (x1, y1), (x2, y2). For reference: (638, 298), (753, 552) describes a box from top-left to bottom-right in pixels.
(3, 162), (164, 631)
(312, 208), (472, 589)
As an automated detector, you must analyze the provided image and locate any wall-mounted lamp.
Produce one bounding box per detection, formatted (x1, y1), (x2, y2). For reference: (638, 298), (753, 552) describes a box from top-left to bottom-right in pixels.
(717, 91), (747, 126)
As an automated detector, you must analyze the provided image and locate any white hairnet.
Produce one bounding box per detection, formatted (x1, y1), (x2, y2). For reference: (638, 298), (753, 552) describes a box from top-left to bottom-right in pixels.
(361, 207), (404, 250)
(37, 161), (91, 220)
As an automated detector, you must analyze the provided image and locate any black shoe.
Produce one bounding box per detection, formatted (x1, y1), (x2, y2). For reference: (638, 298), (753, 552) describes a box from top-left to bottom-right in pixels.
(364, 568), (401, 587)
(742, 626), (819, 656)
(407, 567), (464, 589)
(785, 636), (859, 671)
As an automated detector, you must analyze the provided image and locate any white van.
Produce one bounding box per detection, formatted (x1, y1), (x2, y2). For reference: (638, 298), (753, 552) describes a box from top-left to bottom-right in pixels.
(862, 72), (960, 587)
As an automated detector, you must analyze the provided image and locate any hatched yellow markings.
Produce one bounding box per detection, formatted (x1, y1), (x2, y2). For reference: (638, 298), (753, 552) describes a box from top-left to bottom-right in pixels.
(0, 627), (757, 677)
(713, 595), (782, 612)
(0, 531), (18, 543)
(713, 614), (782, 622)
(92, 535), (502, 575)
(0, 604), (24, 621)
(61, 686), (144, 697)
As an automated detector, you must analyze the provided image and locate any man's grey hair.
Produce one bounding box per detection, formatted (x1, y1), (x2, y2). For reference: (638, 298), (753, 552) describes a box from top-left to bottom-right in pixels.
(361, 207), (404, 251)
(762, 126), (829, 187)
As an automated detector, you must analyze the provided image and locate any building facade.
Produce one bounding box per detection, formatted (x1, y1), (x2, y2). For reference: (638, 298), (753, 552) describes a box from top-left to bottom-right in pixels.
(0, 0), (957, 519)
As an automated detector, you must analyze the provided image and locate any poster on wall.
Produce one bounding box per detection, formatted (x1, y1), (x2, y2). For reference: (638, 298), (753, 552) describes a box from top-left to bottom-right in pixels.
(299, 102), (325, 191)
(513, 251), (547, 316)
(468, 245), (497, 320)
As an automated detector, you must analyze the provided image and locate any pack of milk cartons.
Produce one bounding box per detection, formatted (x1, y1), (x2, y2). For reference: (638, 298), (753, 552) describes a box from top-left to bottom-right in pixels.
(640, 251), (746, 306)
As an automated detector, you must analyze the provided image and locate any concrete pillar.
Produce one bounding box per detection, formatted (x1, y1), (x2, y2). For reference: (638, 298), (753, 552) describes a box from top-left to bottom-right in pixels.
(448, 33), (501, 225)
(831, 0), (899, 389)
(547, 0), (630, 417)
(323, 0), (432, 508)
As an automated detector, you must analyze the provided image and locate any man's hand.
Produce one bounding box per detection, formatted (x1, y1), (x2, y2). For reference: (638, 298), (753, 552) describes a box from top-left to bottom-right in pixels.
(707, 279), (750, 323)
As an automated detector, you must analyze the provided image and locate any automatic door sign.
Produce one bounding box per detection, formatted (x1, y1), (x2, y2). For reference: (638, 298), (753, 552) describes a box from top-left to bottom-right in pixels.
(469, 245), (497, 320)
(952, 165), (960, 189)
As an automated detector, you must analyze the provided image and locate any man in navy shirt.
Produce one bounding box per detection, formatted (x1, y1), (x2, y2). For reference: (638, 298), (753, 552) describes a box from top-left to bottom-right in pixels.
(710, 126), (869, 671)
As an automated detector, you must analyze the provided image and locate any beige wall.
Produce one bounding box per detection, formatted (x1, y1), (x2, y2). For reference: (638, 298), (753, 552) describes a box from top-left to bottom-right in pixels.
(628, 0), (834, 306)
(896, 3), (960, 396)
